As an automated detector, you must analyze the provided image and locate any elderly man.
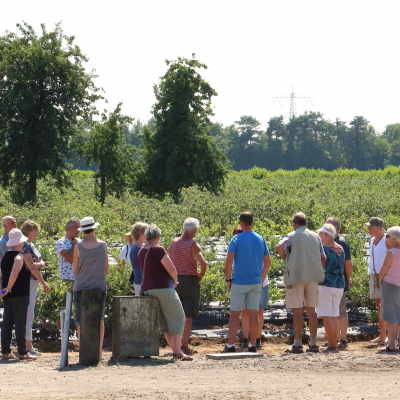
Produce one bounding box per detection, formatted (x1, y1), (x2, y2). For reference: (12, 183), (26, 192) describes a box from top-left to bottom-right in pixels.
(276, 212), (326, 353)
(0, 216), (17, 264)
(366, 217), (387, 344)
(56, 217), (81, 284)
(169, 218), (208, 354)
(223, 211), (271, 353)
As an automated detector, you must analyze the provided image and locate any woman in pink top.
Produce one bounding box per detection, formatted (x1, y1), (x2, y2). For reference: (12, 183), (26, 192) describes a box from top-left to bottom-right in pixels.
(379, 226), (400, 352)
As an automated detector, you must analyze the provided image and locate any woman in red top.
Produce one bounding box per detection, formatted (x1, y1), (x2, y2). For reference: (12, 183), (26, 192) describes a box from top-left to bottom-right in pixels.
(138, 224), (192, 361)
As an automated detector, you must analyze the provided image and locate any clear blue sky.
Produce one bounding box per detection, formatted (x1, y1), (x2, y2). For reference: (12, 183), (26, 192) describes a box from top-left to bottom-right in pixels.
(2, 0), (399, 131)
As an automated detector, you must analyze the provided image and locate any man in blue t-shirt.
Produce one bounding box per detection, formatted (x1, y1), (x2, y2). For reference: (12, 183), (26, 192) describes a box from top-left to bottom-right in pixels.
(223, 211), (271, 353)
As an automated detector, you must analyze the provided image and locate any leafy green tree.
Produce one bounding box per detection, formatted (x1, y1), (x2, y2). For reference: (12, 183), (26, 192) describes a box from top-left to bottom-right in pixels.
(0, 23), (100, 203)
(84, 104), (134, 204)
(138, 56), (227, 200)
(265, 116), (285, 170)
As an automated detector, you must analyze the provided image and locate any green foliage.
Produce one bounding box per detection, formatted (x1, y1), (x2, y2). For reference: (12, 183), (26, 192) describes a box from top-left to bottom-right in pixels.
(83, 104), (135, 204)
(0, 22), (101, 204)
(137, 56), (227, 201)
(1, 167), (398, 326)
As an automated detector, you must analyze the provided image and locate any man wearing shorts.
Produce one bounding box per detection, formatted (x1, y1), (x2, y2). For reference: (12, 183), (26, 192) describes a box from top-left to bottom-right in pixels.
(366, 217), (387, 344)
(223, 211), (271, 353)
(276, 212), (326, 353)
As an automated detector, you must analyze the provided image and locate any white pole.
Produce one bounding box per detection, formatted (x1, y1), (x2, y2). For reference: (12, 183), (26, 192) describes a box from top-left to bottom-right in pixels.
(59, 291), (72, 369)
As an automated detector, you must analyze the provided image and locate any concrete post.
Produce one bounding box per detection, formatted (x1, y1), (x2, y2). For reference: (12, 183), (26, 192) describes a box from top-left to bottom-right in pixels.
(79, 289), (105, 366)
(112, 296), (161, 360)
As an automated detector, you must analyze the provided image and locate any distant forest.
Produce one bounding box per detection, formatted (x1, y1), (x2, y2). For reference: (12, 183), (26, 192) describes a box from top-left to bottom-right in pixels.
(82, 112), (400, 171)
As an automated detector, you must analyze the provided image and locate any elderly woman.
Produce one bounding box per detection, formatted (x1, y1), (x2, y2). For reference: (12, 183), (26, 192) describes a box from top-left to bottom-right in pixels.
(0, 229), (36, 360)
(379, 226), (400, 352)
(317, 223), (345, 352)
(139, 224), (192, 361)
(72, 216), (108, 359)
(21, 220), (51, 356)
(169, 218), (208, 354)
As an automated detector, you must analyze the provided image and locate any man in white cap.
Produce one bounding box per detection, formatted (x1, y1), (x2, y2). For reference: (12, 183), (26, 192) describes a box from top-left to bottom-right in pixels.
(366, 217), (387, 344)
(0, 228), (36, 360)
(0, 216), (17, 264)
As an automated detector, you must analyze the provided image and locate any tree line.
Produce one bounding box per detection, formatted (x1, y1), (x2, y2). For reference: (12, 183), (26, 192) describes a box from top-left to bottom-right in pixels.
(1, 23), (399, 206)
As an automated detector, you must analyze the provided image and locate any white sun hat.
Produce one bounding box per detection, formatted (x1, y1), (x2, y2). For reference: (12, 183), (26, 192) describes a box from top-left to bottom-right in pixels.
(318, 223), (337, 239)
(79, 216), (100, 232)
(7, 228), (28, 247)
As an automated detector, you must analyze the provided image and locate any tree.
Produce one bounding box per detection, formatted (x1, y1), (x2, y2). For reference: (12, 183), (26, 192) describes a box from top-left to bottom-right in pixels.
(0, 22), (101, 203)
(84, 104), (134, 204)
(137, 56), (227, 200)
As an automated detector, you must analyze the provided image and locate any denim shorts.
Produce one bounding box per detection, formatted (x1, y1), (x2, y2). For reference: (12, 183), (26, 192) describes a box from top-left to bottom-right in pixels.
(230, 284), (262, 311)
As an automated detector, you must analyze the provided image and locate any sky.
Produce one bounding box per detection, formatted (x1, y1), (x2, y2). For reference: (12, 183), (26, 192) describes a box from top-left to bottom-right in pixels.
(2, 0), (400, 132)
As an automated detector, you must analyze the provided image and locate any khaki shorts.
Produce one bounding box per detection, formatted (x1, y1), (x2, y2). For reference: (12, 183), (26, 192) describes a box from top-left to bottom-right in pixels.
(286, 281), (318, 309)
(369, 274), (382, 300)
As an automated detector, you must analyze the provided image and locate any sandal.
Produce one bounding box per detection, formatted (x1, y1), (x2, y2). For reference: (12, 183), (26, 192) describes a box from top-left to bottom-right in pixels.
(173, 353), (193, 361)
(16, 353), (37, 361)
(307, 345), (320, 353)
(1, 353), (14, 360)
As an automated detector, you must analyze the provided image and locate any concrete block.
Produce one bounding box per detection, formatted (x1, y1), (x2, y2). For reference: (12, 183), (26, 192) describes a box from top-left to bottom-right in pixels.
(112, 296), (161, 360)
(79, 289), (105, 366)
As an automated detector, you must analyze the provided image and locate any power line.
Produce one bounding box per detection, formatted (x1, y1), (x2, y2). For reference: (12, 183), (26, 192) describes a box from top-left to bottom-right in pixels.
(273, 88), (311, 119)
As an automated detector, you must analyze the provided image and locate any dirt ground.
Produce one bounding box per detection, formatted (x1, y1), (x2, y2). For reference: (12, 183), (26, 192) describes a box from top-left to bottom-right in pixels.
(2, 341), (400, 399)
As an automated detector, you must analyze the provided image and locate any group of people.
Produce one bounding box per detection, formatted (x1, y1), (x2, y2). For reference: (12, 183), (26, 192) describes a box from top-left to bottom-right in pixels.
(1, 210), (399, 362)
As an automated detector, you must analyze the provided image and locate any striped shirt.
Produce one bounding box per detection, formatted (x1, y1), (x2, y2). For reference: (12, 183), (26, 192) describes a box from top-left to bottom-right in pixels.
(169, 237), (197, 276)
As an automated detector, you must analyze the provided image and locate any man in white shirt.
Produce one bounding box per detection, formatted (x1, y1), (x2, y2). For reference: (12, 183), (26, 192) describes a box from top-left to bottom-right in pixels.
(367, 217), (387, 344)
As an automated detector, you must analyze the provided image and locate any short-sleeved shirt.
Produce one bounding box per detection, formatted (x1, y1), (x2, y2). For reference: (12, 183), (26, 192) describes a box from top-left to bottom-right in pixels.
(129, 243), (143, 285)
(384, 248), (400, 287)
(335, 237), (351, 290)
(56, 237), (80, 281)
(228, 231), (269, 285)
(22, 241), (42, 262)
(138, 246), (173, 291)
(118, 244), (132, 266)
(320, 245), (345, 289)
(279, 227), (326, 259)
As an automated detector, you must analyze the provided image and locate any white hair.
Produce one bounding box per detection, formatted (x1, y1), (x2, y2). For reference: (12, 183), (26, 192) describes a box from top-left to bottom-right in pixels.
(183, 217), (200, 232)
(386, 226), (400, 241)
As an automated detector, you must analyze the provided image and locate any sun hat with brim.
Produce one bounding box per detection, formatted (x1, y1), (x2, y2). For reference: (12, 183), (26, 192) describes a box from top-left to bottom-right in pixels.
(386, 226), (400, 240)
(79, 216), (100, 232)
(7, 228), (28, 247)
(318, 224), (336, 239)
(366, 217), (384, 228)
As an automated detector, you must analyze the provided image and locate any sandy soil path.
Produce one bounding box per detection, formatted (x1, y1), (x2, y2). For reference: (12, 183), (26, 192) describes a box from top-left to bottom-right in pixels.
(2, 342), (400, 399)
